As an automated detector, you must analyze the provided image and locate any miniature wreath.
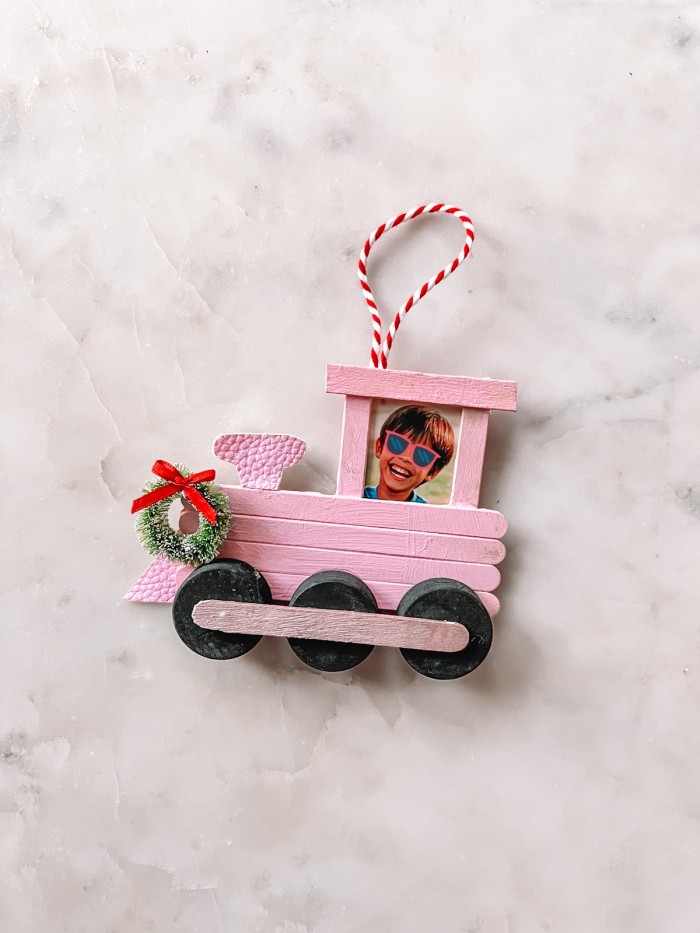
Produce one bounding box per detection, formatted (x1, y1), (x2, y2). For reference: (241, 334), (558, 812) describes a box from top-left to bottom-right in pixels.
(131, 460), (230, 567)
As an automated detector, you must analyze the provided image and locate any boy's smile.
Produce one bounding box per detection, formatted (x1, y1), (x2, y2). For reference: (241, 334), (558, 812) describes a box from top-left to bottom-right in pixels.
(387, 461), (413, 481)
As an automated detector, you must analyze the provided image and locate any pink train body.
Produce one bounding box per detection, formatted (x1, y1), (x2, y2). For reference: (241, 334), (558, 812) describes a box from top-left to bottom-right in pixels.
(126, 364), (515, 615)
(125, 364), (517, 678)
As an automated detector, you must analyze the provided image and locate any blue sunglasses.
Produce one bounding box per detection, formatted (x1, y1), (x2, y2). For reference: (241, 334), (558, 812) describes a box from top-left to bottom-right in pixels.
(384, 431), (441, 468)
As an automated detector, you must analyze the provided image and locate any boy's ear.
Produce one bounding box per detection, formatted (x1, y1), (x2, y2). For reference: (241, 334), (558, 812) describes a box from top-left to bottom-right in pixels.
(427, 463), (442, 480)
(375, 438), (383, 459)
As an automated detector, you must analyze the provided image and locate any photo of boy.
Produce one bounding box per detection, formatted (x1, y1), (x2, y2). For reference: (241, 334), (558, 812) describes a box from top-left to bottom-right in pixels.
(364, 404), (456, 504)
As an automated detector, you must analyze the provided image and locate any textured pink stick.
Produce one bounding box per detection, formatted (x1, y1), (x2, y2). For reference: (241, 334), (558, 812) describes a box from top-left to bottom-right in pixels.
(213, 433), (306, 490)
(123, 555), (186, 603)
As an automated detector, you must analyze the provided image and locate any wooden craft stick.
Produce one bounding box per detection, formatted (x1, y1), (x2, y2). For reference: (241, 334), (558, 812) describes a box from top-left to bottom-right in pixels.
(261, 572), (502, 618)
(220, 486), (507, 539)
(215, 515), (505, 564)
(450, 408), (490, 508)
(192, 600), (470, 653)
(326, 364), (517, 412)
(336, 396), (373, 497)
(217, 539), (500, 591)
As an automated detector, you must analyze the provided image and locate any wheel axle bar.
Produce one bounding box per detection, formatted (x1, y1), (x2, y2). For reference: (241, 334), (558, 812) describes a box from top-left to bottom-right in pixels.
(192, 600), (469, 653)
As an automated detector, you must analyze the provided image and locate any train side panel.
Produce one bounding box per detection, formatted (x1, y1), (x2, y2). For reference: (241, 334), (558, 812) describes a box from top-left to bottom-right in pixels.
(126, 485), (507, 617)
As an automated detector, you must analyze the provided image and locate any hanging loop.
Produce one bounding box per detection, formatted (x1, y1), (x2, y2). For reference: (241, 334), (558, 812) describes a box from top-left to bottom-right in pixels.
(357, 203), (475, 369)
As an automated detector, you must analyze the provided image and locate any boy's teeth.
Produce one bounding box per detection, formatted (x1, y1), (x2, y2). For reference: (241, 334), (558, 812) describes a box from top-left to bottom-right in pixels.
(390, 464), (411, 478)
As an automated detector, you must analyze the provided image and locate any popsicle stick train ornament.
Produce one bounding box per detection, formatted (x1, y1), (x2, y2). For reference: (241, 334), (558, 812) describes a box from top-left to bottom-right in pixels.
(126, 204), (517, 679)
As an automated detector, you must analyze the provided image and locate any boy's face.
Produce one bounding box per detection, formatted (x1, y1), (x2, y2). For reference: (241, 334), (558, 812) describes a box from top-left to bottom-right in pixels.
(375, 434), (439, 497)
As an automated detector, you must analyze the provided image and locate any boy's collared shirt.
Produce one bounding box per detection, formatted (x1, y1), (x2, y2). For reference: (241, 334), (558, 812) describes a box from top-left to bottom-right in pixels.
(363, 486), (427, 504)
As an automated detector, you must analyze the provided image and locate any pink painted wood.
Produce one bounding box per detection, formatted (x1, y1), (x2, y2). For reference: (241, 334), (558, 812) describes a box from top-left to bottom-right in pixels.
(478, 591), (500, 618)
(326, 364), (517, 412)
(192, 600), (469, 652)
(336, 396), (373, 497)
(259, 572), (502, 618)
(217, 539), (500, 591)
(179, 509), (504, 564)
(220, 486), (507, 539)
(450, 408), (490, 508)
(211, 515), (506, 565)
(173, 566), (501, 617)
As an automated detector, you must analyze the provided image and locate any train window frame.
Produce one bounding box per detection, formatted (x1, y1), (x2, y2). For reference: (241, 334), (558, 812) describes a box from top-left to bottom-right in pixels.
(326, 364), (517, 508)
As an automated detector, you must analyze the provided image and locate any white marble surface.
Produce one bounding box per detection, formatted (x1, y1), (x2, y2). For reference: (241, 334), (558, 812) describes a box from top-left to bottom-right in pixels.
(2, 1), (700, 930)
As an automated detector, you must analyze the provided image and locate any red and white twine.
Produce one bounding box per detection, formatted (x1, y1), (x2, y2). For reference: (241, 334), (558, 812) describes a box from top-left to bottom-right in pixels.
(357, 203), (475, 369)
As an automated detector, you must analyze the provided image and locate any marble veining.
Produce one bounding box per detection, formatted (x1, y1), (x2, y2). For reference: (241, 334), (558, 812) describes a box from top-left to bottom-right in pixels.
(1, 1), (699, 930)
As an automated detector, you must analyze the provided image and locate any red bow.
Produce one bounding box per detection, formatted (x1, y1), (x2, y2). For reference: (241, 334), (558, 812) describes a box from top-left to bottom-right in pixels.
(131, 460), (218, 525)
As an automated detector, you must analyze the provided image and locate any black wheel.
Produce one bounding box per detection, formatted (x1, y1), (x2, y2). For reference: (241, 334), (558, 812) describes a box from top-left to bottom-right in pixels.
(172, 559), (272, 660)
(287, 571), (376, 672)
(398, 578), (492, 680)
